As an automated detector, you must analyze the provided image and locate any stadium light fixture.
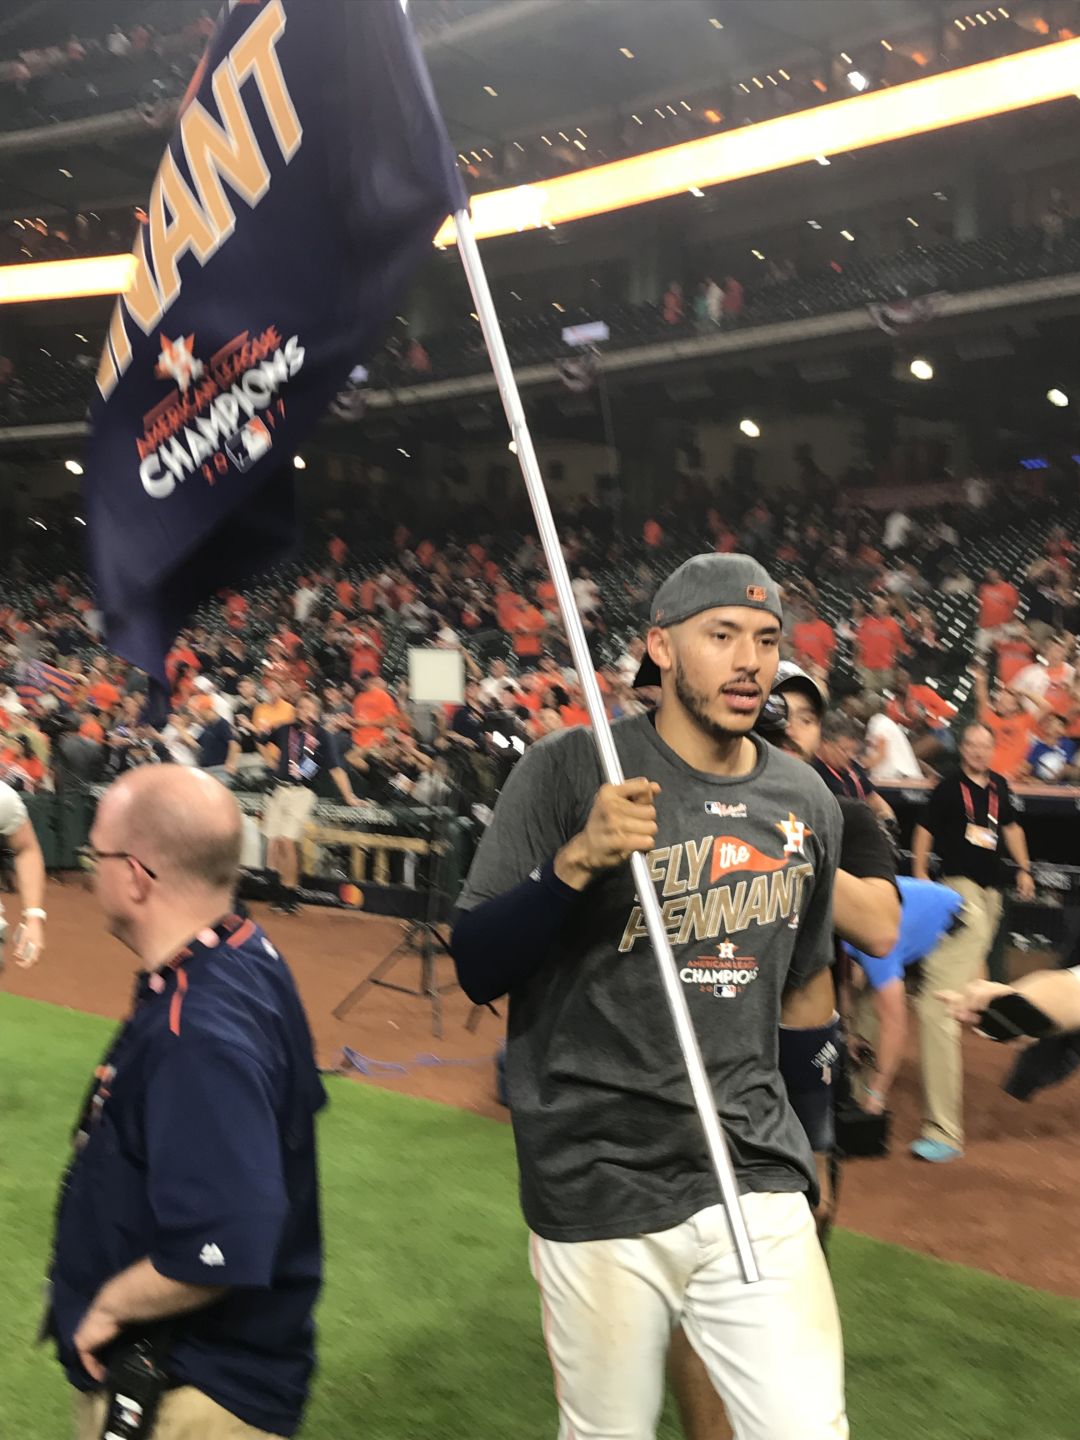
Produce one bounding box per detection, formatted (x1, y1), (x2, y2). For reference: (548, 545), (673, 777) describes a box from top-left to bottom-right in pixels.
(739, 418), (761, 438)
(1047, 387), (1069, 407)
(64, 459), (84, 475)
(7, 39), (1080, 300)
(74, 516), (86, 526)
(293, 454), (307, 469)
(847, 70), (870, 91)
(0, 253), (136, 304)
(910, 358), (934, 380)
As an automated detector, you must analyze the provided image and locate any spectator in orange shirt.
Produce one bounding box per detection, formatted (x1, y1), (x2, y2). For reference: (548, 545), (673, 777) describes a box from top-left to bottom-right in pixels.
(854, 597), (908, 691)
(512, 599), (546, 668)
(494, 579), (524, 633)
(535, 576), (557, 613)
(972, 660), (1035, 780)
(335, 577), (354, 610)
(351, 675), (401, 749)
(79, 714), (106, 744)
(993, 627), (1035, 686)
(328, 535), (347, 566)
(357, 576), (378, 613)
(643, 518), (663, 549)
(165, 636), (200, 687)
(791, 603), (836, 675)
(86, 657), (121, 713)
(886, 666), (958, 762)
(350, 621), (383, 680)
(975, 567), (1020, 654)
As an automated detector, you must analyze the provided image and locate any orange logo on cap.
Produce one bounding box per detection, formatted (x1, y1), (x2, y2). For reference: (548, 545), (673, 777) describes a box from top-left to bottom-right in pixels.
(746, 585), (767, 602)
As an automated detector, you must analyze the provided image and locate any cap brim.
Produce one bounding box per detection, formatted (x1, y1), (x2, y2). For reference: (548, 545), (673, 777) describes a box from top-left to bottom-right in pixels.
(633, 656), (662, 689)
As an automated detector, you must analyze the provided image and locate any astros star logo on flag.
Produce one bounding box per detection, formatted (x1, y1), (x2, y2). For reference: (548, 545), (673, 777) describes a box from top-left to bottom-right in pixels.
(155, 334), (204, 393)
(776, 812), (811, 856)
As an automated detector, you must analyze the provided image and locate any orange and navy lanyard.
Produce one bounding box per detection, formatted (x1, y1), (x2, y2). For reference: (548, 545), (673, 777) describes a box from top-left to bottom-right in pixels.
(961, 780), (998, 833)
(823, 762), (865, 800)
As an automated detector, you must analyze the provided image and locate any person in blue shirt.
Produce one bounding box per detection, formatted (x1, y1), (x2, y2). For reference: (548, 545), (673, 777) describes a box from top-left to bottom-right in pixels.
(1020, 712), (1079, 783)
(47, 765), (326, 1439)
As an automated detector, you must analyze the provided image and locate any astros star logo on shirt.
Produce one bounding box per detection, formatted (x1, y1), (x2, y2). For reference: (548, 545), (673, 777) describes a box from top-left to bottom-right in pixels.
(775, 812), (811, 856)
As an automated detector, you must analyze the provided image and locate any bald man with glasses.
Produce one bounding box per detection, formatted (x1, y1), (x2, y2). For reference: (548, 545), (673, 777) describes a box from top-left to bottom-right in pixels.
(47, 765), (326, 1440)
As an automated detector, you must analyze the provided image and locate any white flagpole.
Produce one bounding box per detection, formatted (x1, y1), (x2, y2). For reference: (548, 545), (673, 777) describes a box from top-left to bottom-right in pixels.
(453, 208), (759, 1284)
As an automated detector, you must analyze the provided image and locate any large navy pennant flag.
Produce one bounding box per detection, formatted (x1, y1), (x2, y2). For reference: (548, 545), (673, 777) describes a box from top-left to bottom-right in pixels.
(85, 0), (466, 678)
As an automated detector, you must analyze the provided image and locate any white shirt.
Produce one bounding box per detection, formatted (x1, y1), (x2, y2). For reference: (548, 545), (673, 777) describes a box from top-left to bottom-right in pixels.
(866, 713), (922, 781)
(571, 577), (600, 613)
(160, 722), (197, 766)
(0, 779), (27, 838)
(293, 587), (320, 625)
(883, 511), (911, 550)
(614, 650), (643, 687)
(1011, 661), (1075, 709)
(479, 674), (515, 706)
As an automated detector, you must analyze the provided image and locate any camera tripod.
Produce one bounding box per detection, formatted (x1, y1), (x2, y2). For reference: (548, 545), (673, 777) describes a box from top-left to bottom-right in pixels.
(331, 912), (458, 1038)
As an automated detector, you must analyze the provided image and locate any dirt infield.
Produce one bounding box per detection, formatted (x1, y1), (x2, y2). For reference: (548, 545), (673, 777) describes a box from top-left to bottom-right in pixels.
(7, 879), (1079, 1300)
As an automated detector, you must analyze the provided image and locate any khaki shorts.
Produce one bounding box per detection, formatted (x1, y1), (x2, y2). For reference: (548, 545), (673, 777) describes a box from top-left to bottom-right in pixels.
(75, 1386), (279, 1439)
(262, 783), (317, 842)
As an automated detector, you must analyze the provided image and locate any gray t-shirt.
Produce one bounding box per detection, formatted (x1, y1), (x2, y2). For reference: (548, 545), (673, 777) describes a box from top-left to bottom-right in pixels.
(458, 713), (842, 1242)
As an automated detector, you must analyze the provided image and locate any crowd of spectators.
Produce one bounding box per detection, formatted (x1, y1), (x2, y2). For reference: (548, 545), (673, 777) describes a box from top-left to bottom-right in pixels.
(2, 463), (1079, 841)
(0, 8), (213, 133)
(7, 207), (1076, 436)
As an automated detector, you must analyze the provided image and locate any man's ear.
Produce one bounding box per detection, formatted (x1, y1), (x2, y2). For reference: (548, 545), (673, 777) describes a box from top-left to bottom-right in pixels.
(647, 626), (674, 678)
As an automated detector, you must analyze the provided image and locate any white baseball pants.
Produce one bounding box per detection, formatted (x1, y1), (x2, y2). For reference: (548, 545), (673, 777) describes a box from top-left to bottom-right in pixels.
(530, 1191), (847, 1440)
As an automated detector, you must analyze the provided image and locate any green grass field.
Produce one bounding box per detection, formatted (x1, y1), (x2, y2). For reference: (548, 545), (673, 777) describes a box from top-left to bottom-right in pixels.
(2, 992), (1077, 1439)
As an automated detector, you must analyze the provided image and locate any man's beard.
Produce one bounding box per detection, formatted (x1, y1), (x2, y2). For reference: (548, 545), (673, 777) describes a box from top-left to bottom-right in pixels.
(673, 659), (755, 744)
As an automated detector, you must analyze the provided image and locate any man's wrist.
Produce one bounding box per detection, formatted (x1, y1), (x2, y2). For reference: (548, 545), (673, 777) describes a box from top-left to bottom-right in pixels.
(554, 836), (595, 891)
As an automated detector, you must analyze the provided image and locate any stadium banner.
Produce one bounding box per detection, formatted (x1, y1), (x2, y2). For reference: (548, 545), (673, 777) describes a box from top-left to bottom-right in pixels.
(84, 0), (466, 679)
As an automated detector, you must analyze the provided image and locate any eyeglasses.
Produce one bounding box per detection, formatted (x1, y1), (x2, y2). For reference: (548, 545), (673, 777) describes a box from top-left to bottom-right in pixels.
(81, 846), (158, 880)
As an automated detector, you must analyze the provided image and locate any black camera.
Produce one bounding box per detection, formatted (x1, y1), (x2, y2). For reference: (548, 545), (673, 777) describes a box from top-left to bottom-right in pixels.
(98, 1336), (172, 1439)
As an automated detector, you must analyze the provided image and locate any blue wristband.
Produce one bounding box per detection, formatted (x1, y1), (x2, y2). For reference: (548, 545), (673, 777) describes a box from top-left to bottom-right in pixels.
(779, 1013), (841, 1153)
(451, 858), (581, 1006)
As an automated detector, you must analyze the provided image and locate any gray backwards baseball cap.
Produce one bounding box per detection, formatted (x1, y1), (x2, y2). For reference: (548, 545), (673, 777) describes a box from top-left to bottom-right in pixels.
(633, 552), (783, 688)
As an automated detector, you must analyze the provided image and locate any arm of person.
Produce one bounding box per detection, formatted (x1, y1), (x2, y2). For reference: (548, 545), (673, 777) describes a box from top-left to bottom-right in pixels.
(75, 1029), (291, 1383)
(865, 787), (896, 824)
(330, 766), (360, 806)
(1002, 820), (1035, 900)
(223, 738), (241, 774)
(7, 814), (46, 966)
(864, 731), (887, 775)
(910, 822), (933, 881)
(939, 968), (1080, 1033)
(863, 978), (907, 1113)
(73, 1260), (226, 1382)
(833, 871), (900, 957)
(451, 736), (657, 1005)
(971, 660), (989, 708)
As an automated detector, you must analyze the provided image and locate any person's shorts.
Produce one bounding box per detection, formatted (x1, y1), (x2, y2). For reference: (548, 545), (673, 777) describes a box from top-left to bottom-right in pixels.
(263, 784), (317, 841)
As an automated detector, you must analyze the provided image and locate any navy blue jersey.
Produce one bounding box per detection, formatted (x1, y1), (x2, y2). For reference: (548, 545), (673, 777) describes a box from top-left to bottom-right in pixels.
(48, 915), (326, 1436)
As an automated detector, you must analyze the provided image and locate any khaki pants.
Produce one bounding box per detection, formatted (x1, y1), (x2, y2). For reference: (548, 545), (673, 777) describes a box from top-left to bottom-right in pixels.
(75, 1386), (280, 1439)
(856, 666), (893, 694)
(916, 877), (1003, 1148)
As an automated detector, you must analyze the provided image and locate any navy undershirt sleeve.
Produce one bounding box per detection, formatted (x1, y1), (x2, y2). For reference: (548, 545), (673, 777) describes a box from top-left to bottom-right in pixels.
(451, 858), (582, 1005)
